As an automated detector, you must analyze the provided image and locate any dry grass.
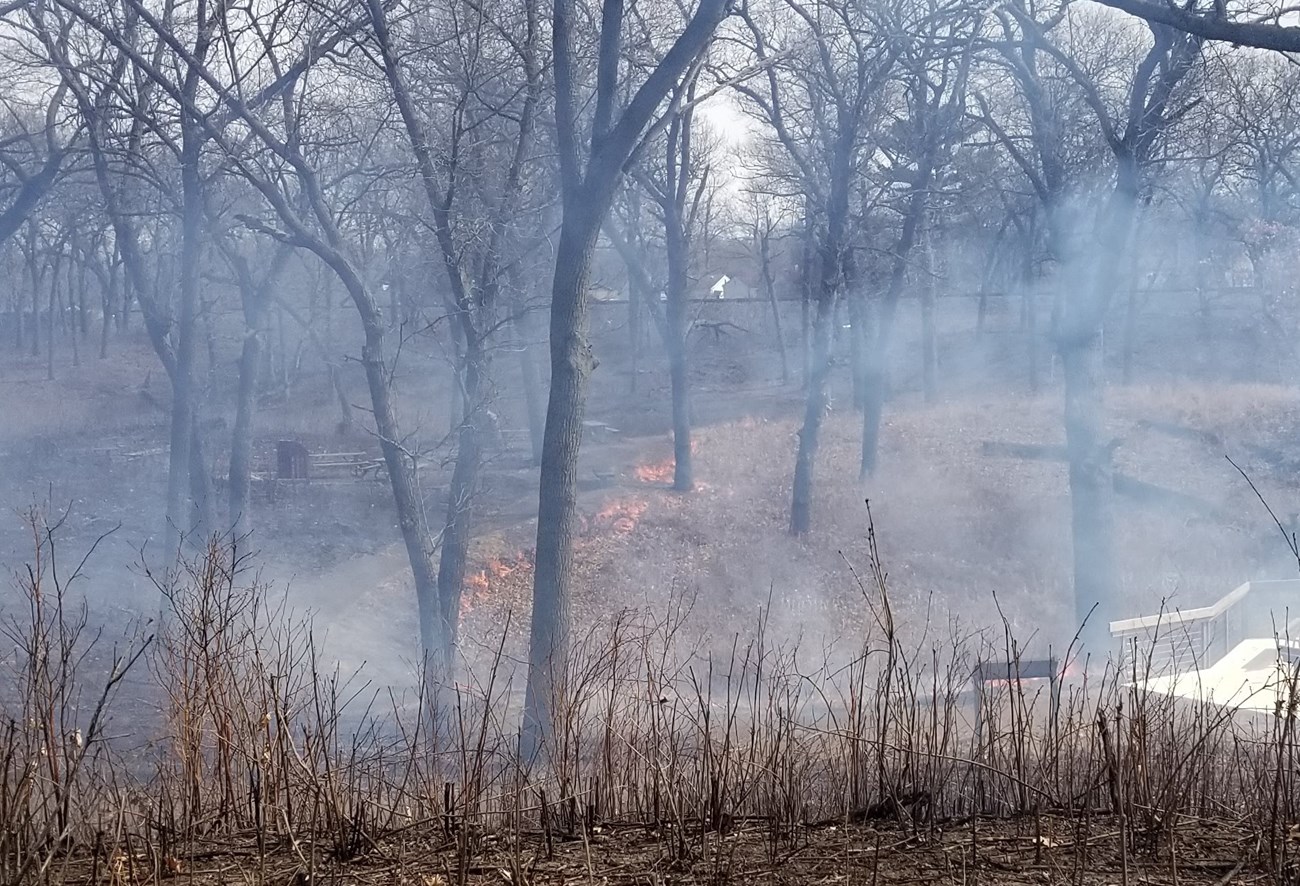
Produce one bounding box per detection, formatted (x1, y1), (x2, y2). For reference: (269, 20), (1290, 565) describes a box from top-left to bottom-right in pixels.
(3, 504), (1297, 886)
(0, 345), (161, 443)
(452, 382), (1299, 665)
(5, 342), (1299, 885)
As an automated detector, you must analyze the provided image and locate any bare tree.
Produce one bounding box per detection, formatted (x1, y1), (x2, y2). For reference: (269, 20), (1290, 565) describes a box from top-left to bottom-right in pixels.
(1090, 0), (1300, 53)
(620, 72), (722, 492)
(214, 231), (292, 536)
(40, 0), (464, 658)
(34, 0), (229, 551)
(522, 0), (730, 754)
(368, 0), (544, 653)
(859, 18), (970, 477)
(748, 196), (791, 384)
(998, 0), (1203, 643)
(0, 11), (75, 247)
(730, 0), (901, 531)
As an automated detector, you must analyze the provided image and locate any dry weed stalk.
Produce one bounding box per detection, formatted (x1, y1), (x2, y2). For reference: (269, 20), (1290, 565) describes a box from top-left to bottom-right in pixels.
(0, 522), (1296, 884)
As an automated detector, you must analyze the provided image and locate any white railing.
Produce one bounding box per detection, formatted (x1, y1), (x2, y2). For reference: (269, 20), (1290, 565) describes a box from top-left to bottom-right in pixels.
(1110, 580), (1300, 674)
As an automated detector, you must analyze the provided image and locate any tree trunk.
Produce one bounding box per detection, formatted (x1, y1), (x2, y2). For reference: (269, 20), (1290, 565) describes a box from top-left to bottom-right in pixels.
(1120, 230), (1153, 386)
(45, 253), (57, 381)
(920, 230), (937, 405)
(448, 350), (464, 440)
(1027, 288), (1040, 394)
(664, 223), (693, 491)
(516, 311), (546, 467)
(1058, 154), (1140, 650)
(860, 353), (887, 480)
(860, 178), (929, 478)
(360, 327), (445, 663)
(228, 320), (262, 535)
(790, 286), (836, 534)
(1121, 285), (1138, 385)
(188, 419), (213, 541)
(522, 195), (604, 758)
(435, 343), (487, 650)
(227, 251), (286, 535)
(23, 233), (41, 358)
(519, 0), (727, 753)
(329, 363), (352, 433)
(758, 225), (789, 384)
(1061, 338), (1116, 644)
(13, 283), (21, 351)
(98, 257), (117, 359)
(800, 228), (814, 388)
(67, 266), (80, 368)
(847, 293), (866, 411)
(165, 120), (202, 557)
(628, 258), (641, 395)
(793, 126), (853, 530)
(77, 259), (90, 340)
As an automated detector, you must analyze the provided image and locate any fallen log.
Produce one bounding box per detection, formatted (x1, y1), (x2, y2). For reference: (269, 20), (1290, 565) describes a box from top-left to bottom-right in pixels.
(980, 440), (1068, 461)
(1137, 419), (1298, 472)
(981, 439), (1224, 519)
(1112, 474), (1225, 521)
(1135, 418), (1224, 448)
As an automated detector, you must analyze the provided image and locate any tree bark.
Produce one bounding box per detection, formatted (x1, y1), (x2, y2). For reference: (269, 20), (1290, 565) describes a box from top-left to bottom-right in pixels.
(163, 6), (218, 558)
(790, 282), (836, 534)
(521, 0), (729, 755)
(758, 222), (789, 384)
(1058, 153), (1141, 647)
(664, 222), (693, 491)
(188, 419), (213, 541)
(45, 247), (58, 381)
(847, 293), (866, 411)
(860, 176), (930, 478)
(522, 194), (605, 755)
(228, 317), (263, 535)
(514, 310), (546, 466)
(227, 247), (287, 535)
(800, 226), (813, 388)
(435, 342), (487, 650)
(920, 227), (937, 404)
(164, 117), (201, 555)
(369, 0), (541, 669)
(792, 124), (853, 531)
(357, 324), (444, 661)
(0, 150), (64, 248)
(1061, 337), (1116, 640)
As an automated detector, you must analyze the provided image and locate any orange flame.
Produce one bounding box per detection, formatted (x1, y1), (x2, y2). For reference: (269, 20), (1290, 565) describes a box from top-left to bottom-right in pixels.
(595, 498), (648, 535)
(460, 551), (533, 618)
(634, 458), (675, 484)
(634, 439), (697, 484)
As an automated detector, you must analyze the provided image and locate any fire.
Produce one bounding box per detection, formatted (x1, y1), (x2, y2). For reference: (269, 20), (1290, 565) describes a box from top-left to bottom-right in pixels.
(633, 438), (698, 484)
(594, 498), (648, 535)
(460, 550), (533, 618)
(635, 458), (675, 484)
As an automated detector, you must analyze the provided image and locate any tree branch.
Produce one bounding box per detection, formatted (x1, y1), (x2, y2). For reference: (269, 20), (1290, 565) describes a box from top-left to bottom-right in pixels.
(1091, 0), (1300, 52)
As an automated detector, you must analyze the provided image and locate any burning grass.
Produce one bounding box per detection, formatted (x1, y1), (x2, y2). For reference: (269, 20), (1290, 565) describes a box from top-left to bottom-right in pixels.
(459, 494), (654, 629)
(634, 457), (675, 484)
(632, 438), (699, 485)
(462, 550), (535, 618)
(593, 496), (649, 534)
